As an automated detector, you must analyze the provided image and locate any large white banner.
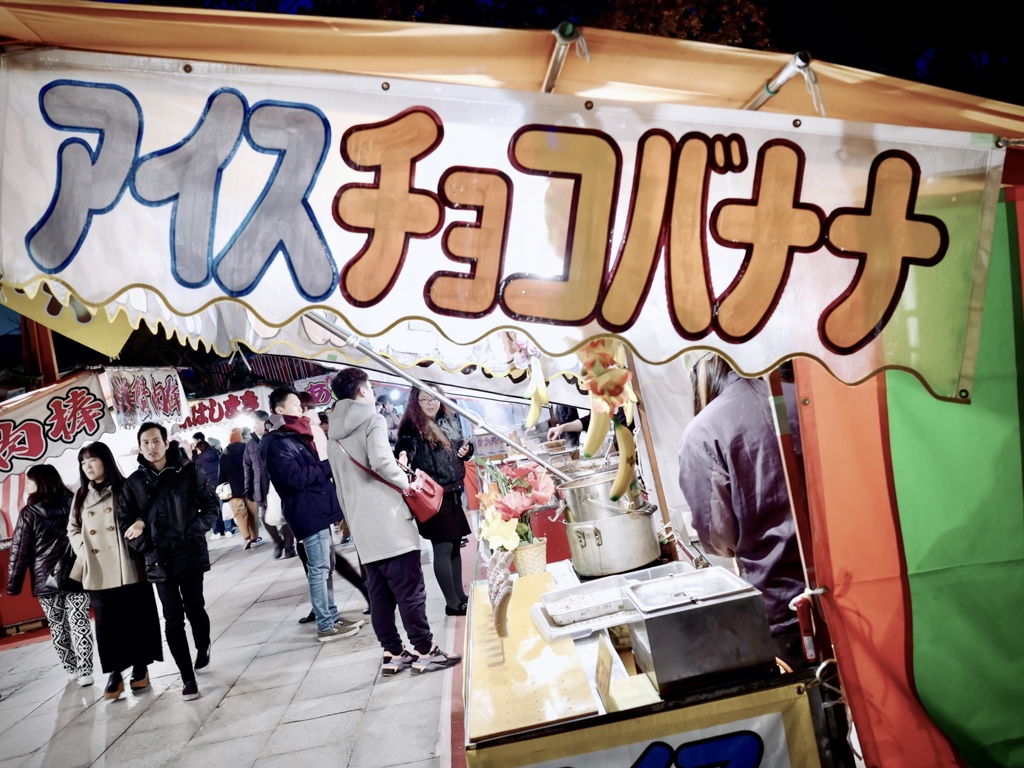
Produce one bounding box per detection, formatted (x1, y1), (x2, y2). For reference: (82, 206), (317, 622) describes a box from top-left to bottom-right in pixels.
(0, 49), (1005, 399)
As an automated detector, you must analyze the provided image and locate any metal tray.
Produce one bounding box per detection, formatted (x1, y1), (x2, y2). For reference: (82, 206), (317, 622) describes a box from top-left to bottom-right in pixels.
(625, 567), (755, 614)
(623, 561), (695, 583)
(540, 575), (630, 626)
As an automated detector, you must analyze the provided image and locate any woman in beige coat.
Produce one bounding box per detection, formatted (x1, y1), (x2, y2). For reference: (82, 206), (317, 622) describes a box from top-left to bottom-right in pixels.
(69, 442), (163, 699)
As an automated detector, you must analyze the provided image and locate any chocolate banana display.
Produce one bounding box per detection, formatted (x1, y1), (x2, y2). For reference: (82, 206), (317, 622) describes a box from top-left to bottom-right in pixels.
(581, 408), (611, 458)
(609, 420), (637, 501)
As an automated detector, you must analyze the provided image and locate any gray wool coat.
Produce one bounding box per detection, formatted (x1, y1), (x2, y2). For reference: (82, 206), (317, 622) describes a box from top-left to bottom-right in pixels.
(327, 399), (417, 565)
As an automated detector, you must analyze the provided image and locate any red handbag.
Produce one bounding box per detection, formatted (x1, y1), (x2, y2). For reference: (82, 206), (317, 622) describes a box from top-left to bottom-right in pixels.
(401, 468), (444, 523)
(336, 440), (443, 523)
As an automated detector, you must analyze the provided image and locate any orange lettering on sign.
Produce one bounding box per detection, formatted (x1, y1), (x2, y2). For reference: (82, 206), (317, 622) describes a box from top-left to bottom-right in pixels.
(501, 126), (620, 324)
(820, 151), (948, 353)
(711, 140), (824, 342)
(335, 108), (444, 307)
(667, 133), (748, 338)
(427, 167), (512, 318)
(601, 130), (674, 331)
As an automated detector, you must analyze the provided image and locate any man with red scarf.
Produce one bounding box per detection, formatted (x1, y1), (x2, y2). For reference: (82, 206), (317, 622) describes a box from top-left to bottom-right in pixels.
(260, 386), (364, 643)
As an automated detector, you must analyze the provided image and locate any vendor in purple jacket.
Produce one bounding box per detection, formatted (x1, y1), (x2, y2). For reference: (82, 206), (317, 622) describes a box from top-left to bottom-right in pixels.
(677, 353), (807, 671)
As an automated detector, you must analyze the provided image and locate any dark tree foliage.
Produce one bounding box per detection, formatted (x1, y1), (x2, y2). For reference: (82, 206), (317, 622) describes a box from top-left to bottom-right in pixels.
(130, 0), (772, 49)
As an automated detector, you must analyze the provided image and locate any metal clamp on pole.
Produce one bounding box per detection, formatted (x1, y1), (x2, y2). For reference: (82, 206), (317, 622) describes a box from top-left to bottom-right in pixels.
(304, 311), (573, 482)
(542, 21), (585, 94)
(742, 50), (814, 111)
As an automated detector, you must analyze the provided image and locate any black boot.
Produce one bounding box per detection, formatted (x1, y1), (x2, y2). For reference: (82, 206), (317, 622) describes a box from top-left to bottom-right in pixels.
(130, 665), (149, 691)
(103, 671), (124, 700)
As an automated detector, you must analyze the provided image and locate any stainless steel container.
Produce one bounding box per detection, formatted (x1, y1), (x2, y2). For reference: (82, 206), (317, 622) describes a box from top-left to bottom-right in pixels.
(625, 567), (776, 696)
(557, 470), (643, 522)
(565, 503), (660, 578)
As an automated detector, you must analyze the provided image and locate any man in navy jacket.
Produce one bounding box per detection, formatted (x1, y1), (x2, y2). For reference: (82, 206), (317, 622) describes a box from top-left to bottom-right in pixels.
(260, 386), (363, 643)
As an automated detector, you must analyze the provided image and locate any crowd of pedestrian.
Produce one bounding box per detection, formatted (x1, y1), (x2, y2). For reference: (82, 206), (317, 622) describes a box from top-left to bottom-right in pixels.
(5, 368), (468, 702)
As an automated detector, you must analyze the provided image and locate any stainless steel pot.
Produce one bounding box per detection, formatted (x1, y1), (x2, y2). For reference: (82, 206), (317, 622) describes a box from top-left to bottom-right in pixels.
(557, 470), (642, 522)
(565, 503), (660, 578)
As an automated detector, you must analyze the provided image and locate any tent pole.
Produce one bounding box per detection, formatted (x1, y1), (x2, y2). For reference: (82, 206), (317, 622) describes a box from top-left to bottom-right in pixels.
(623, 348), (676, 559)
(541, 22), (581, 94)
(304, 312), (572, 482)
(742, 51), (812, 111)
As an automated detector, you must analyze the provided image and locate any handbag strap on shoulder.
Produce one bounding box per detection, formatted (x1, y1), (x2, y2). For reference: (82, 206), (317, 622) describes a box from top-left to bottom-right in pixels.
(334, 439), (408, 495)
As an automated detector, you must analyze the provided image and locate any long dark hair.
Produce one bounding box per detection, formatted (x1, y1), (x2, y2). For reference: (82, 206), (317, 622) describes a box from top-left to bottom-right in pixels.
(25, 464), (70, 507)
(690, 354), (734, 417)
(400, 387), (450, 449)
(73, 442), (125, 523)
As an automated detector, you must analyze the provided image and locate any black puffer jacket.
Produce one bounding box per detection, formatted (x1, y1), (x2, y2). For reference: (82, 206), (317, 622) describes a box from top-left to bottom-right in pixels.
(193, 448), (220, 485)
(119, 451), (220, 582)
(6, 493), (73, 597)
(218, 442), (247, 498)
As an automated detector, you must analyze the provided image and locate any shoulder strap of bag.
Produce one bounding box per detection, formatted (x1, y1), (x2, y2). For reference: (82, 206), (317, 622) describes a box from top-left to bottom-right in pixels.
(334, 439), (407, 495)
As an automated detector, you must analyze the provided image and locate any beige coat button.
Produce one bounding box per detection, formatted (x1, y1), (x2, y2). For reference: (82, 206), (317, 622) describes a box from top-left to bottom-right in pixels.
(105, 508), (112, 514)
(91, 548), (100, 554)
(89, 530), (96, 535)
(106, 526), (115, 532)
(88, 510), (95, 516)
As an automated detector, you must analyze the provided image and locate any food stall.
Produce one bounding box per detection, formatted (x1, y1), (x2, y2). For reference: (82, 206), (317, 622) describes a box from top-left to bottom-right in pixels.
(0, 7), (1022, 766)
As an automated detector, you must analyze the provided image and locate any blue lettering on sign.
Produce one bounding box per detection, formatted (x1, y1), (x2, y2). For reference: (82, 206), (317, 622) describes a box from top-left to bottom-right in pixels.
(29, 80), (336, 301)
(26, 81), (143, 273)
(132, 88), (246, 288)
(674, 731), (764, 768)
(551, 730), (765, 768)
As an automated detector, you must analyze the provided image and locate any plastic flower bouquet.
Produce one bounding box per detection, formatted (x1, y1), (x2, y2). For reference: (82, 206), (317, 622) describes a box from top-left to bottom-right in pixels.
(476, 460), (556, 552)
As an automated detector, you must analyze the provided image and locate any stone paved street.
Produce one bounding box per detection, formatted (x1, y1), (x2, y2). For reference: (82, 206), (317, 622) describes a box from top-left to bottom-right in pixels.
(0, 532), (461, 768)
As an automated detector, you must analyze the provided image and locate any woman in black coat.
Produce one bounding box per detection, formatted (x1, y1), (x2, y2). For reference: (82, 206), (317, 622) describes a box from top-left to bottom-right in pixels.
(395, 388), (472, 616)
(6, 464), (95, 686)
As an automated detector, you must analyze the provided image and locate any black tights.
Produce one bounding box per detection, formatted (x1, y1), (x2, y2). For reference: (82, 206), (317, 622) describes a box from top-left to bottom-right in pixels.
(431, 540), (468, 610)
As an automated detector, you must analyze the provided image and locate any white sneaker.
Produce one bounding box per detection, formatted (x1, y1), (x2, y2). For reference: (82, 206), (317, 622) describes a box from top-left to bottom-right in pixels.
(77, 674), (94, 687)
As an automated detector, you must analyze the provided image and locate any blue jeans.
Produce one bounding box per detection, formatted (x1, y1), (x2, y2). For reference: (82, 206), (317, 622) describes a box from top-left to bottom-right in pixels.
(303, 528), (338, 632)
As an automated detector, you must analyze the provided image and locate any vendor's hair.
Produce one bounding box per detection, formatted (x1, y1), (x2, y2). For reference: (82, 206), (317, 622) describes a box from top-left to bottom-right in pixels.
(269, 386), (299, 413)
(400, 386), (450, 449)
(690, 354), (734, 416)
(25, 464), (70, 508)
(331, 368), (368, 401)
(137, 421), (167, 443)
(73, 442), (124, 524)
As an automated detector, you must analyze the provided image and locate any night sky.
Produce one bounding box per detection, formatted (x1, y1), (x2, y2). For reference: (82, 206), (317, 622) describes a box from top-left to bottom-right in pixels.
(107, 0), (1024, 105)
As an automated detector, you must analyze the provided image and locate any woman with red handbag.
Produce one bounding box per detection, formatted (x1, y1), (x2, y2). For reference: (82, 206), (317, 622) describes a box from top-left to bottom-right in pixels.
(396, 388), (473, 616)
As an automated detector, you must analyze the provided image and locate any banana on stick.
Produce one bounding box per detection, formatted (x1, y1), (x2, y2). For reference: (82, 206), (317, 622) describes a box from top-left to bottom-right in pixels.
(524, 358), (548, 428)
(609, 420), (638, 501)
(581, 408), (611, 458)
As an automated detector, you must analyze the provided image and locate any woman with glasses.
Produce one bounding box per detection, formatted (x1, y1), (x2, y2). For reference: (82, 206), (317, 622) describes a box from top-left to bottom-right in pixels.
(396, 388), (473, 616)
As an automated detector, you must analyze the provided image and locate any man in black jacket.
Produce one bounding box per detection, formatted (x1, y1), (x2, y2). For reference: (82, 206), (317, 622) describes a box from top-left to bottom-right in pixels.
(260, 387), (363, 643)
(120, 421), (220, 701)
